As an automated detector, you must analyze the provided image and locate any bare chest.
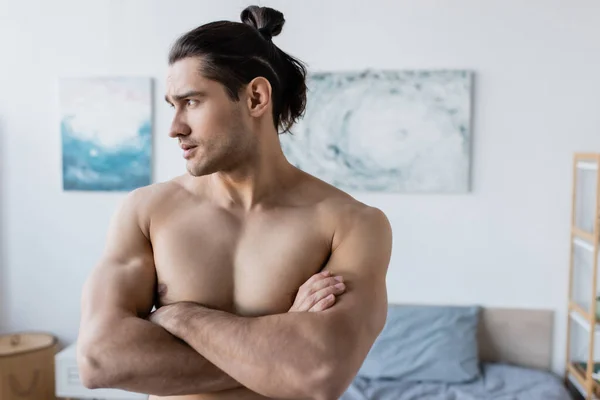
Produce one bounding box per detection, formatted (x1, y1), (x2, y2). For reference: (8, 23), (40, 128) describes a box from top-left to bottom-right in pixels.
(150, 206), (331, 316)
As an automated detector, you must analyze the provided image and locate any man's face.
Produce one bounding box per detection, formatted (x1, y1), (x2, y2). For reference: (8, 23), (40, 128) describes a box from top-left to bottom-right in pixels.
(165, 57), (255, 177)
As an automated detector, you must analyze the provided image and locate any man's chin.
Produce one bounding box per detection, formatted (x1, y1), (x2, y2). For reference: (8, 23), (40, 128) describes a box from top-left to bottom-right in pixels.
(186, 161), (214, 177)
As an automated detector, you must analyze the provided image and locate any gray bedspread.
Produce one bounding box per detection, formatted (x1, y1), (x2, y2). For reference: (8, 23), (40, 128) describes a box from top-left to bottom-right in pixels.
(340, 363), (572, 400)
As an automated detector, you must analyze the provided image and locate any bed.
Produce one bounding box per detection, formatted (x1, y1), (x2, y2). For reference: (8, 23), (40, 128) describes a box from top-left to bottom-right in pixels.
(340, 305), (572, 400)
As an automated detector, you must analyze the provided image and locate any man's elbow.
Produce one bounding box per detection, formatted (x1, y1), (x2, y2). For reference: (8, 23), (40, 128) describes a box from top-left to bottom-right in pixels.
(77, 338), (122, 389)
(77, 341), (104, 389)
(307, 327), (385, 399)
(305, 362), (354, 400)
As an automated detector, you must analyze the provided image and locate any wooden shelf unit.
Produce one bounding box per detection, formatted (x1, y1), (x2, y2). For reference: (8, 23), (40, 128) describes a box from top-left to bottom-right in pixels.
(566, 153), (600, 400)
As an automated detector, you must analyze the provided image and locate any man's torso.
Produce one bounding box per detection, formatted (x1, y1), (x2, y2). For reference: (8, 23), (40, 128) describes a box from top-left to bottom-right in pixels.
(145, 172), (357, 400)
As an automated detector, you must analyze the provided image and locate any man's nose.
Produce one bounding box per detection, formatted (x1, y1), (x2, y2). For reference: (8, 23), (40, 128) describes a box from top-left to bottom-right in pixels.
(168, 117), (191, 138)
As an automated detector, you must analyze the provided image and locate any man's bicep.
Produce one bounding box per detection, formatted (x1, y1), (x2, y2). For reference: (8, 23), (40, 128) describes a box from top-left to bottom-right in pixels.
(81, 189), (156, 328)
(323, 206), (392, 343)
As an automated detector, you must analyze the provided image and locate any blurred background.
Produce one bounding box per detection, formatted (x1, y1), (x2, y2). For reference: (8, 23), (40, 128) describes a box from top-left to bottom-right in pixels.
(1, 0), (600, 393)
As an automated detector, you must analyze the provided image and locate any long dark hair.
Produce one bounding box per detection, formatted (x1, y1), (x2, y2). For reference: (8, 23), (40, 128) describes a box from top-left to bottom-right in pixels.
(168, 5), (307, 134)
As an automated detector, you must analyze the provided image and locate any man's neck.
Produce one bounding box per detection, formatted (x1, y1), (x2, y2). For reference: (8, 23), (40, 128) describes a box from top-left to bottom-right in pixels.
(208, 143), (298, 211)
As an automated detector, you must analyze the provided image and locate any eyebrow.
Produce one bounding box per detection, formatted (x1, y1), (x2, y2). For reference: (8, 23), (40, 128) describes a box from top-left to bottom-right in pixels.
(165, 90), (207, 104)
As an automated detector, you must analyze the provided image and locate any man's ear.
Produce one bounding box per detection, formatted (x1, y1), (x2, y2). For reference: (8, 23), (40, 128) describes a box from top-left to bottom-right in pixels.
(244, 76), (272, 118)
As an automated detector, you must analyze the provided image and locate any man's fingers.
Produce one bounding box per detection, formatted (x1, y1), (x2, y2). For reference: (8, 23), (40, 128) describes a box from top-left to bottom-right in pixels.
(305, 276), (344, 295)
(289, 271), (345, 313)
(300, 270), (332, 290)
(295, 271), (334, 300)
(309, 294), (336, 312)
(298, 281), (346, 311)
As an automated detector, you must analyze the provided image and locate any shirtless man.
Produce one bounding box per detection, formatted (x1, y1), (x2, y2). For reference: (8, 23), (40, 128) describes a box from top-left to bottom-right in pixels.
(77, 5), (392, 400)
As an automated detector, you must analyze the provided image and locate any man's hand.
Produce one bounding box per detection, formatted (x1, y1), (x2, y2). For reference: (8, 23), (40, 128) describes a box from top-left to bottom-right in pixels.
(288, 270), (346, 312)
(148, 301), (198, 328)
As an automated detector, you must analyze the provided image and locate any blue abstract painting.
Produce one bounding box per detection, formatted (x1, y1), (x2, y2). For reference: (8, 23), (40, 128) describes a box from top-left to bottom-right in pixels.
(60, 77), (152, 191)
(280, 70), (473, 193)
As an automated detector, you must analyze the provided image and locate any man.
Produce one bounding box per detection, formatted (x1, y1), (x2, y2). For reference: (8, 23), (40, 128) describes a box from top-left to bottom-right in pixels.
(77, 5), (392, 400)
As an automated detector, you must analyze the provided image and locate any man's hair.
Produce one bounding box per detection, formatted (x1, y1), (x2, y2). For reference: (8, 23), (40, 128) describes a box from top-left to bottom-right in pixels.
(168, 5), (307, 134)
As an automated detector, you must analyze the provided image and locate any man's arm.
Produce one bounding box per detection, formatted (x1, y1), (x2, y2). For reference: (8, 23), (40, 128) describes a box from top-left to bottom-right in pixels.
(153, 205), (392, 400)
(77, 188), (241, 396)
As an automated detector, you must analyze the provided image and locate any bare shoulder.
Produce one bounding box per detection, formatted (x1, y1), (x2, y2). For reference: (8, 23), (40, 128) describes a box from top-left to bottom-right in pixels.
(122, 177), (183, 210)
(117, 175), (192, 231)
(326, 198), (392, 251)
(297, 174), (392, 286)
(298, 172), (392, 247)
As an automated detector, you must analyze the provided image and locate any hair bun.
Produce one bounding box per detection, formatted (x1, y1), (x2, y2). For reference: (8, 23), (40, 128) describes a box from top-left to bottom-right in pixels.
(240, 5), (285, 41)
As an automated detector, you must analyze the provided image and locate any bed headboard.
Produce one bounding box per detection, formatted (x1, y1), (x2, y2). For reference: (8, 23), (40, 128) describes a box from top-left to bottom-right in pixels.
(387, 304), (555, 371)
(477, 307), (554, 371)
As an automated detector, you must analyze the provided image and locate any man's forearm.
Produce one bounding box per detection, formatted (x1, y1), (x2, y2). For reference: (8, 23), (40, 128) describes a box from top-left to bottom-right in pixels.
(161, 304), (347, 400)
(77, 315), (241, 396)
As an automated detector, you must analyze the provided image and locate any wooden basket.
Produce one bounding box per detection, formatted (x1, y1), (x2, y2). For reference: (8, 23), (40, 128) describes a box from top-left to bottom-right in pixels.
(0, 332), (58, 400)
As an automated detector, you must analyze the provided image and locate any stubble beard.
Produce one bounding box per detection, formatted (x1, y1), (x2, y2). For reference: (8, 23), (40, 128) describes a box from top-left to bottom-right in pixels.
(187, 128), (254, 178)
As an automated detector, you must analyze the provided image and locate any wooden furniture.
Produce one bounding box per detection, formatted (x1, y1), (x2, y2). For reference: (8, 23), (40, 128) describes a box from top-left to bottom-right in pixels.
(565, 153), (600, 400)
(0, 332), (58, 400)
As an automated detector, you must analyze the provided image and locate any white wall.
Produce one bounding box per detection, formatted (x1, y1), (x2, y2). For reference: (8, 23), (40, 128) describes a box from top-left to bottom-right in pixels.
(1, 0), (600, 374)
(0, 115), (6, 332)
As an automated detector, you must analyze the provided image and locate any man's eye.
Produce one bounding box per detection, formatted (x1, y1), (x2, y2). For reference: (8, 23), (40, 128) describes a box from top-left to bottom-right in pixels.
(186, 99), (198, 107)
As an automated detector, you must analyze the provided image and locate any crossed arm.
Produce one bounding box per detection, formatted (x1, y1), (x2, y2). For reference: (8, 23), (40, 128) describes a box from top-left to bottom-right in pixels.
(77, 189), (392, 399)
(77, 189), (241, 396)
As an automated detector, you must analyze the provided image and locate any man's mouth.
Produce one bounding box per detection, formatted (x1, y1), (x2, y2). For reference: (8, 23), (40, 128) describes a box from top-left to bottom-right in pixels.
(181, 145), (197, 159)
